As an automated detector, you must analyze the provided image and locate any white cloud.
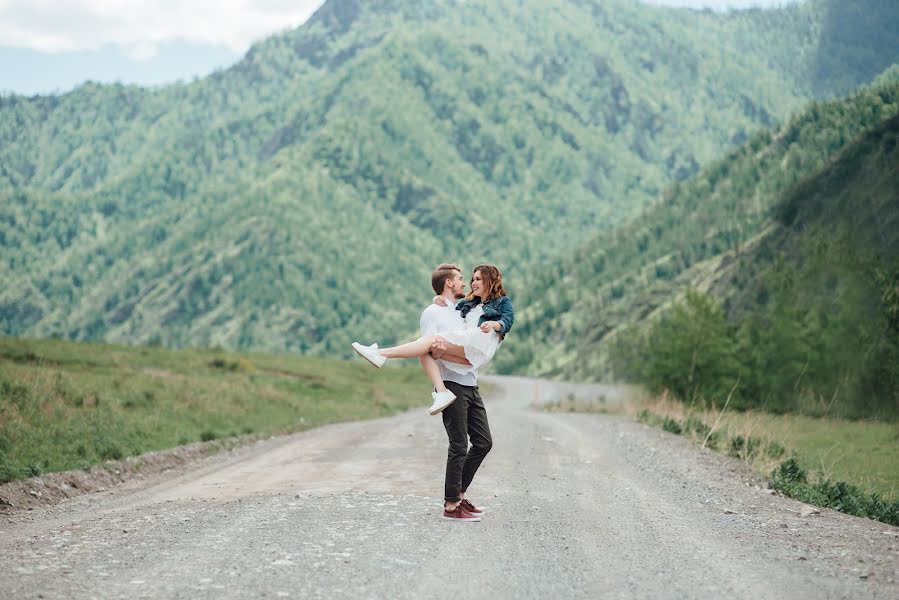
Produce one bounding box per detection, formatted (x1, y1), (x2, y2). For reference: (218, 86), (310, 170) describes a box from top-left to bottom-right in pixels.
(122, 40), (159, 61)
(0, 0), (326, 54)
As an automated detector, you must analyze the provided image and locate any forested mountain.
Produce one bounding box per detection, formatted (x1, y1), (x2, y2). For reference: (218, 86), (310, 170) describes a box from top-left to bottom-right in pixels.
(613, 110), (899, 417)
(499, 71), (899, 384)
(2, 0), (898, 356)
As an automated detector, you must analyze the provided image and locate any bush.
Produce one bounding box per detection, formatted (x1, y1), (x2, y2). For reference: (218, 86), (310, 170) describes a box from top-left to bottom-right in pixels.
(728, 434), (761, 459)
(0, 460), (19, 483)
(773, 456), (807, 485)
(770, 457), (899, 527)
(209, 357), (254, 373)
(683, 417), (710, 437)
(766, 441), (786, 458)
(641, 290), (741, 406)
(99, 444), (123, 461)
(662, 417), (682, 434)
(704, 431), (722, 448)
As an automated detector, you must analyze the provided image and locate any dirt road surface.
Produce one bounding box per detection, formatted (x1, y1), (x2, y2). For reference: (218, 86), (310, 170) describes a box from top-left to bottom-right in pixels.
(1, 375), (897, 599)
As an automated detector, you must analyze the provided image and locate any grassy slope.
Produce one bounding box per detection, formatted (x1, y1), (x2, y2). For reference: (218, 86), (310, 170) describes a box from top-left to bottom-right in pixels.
(0, 336), (429, 483)
(3, 1), (898, 357)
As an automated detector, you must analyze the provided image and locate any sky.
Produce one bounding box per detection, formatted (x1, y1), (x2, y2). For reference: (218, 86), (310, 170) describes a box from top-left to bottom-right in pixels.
(0, 0), (799, 96)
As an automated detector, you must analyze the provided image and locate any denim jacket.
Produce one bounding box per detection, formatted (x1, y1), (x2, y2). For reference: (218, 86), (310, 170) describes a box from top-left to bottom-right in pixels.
(456, 295), (514, 339)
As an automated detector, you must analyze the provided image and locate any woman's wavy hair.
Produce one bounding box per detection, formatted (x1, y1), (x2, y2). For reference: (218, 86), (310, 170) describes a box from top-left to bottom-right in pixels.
(467, 264), (507, 302)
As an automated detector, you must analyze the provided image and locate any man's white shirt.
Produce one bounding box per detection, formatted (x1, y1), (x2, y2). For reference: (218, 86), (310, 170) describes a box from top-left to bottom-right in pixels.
(419, 299), (477, 387)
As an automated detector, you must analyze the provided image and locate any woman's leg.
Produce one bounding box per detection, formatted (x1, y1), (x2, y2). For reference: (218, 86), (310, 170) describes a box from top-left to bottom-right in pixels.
(419, 355), (448, 392)
(378, 336), (438, 359)
(437, 342), (472, 366)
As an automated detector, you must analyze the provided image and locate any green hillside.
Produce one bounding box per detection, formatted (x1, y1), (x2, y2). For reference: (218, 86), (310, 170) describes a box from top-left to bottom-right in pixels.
(616, 111), (899, 418)
(714, 111), (899, 415)
(2, 0), (898, 356)
(499, 73), (899, 380)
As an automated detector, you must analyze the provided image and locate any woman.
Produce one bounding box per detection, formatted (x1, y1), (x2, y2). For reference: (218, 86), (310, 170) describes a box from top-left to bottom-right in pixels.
(352, 264), (514, 415)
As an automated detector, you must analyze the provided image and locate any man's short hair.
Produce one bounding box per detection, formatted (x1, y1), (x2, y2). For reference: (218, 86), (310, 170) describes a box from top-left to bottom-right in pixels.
(432, 263), (462, 295)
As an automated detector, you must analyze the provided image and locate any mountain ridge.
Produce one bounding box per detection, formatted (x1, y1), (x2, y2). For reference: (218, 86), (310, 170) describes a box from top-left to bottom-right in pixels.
(2, 0), (897, 357)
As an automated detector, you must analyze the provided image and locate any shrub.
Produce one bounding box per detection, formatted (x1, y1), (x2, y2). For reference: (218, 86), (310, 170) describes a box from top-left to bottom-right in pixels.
(99, 444), (123, 461)
(770, 457), (899, 527)
(728, 435), (761, 459)
(0, 460), (19, 483)
(662, 417), (682, 434)
(641, 290), (741, 406)
(766, 441), (786, 458)
(683, 417), (710, 437)
(772, 456), (807, 485)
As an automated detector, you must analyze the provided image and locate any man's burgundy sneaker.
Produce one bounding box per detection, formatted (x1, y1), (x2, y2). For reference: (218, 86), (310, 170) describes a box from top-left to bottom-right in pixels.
(442, 504), (481, 522)
(460, 499), (484, 515)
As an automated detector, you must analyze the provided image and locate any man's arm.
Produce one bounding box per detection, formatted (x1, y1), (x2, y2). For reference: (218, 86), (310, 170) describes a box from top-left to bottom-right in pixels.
(429, 336), (472, 365)
(420, 306), (469, 363)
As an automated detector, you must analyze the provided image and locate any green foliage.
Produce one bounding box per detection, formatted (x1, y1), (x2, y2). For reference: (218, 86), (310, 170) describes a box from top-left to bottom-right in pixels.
(509, 75), (899, 420)
(643, 290), (740, 406)
(661, 417), (683, 435)
(682, 417), (711, 438)
(3, 1), (899, 360)
(771, 457), (899, 526)
(728, 435), (761, 459)
(501, 74), (899, 382)
(772, 456), (808, 485)
(611, 291), (741, 406)
(767, 442), (786, 459)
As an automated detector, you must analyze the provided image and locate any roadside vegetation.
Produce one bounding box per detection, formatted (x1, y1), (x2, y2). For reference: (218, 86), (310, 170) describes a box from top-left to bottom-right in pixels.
(537, 385), (899, 526)
(630, 394), (899, 526)
(0, 336), (428, 484)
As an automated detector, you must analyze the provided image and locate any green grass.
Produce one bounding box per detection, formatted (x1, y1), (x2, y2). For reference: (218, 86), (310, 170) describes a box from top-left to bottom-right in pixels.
(0, 335), (430, 483)
(633, 398), (899, 525)
(716, 412), (899, 501)
(770, 457), (899, 526)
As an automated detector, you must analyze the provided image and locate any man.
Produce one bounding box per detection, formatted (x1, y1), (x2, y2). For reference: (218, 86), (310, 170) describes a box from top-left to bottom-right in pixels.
(420, 264), (492, 523)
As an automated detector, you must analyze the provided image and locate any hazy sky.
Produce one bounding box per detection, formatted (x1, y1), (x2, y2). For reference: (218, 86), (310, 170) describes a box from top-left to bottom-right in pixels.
(0, 0), (799, 95)
(647, 0), (795, 7)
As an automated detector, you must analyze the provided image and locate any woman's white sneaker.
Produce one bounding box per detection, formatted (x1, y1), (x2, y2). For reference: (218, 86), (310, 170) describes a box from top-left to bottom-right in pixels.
(352, 342), (386, 368)
(429, 389), (456, 415)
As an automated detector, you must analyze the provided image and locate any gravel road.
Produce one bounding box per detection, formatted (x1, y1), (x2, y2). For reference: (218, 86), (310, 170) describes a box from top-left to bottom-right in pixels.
(1, 375), (897, 599)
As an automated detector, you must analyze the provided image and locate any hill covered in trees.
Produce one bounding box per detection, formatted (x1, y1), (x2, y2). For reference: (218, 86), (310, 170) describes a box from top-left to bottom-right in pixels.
(2, 0), (898, 356)
(613, 109), (899, 418)
(496, 71), (899, 381)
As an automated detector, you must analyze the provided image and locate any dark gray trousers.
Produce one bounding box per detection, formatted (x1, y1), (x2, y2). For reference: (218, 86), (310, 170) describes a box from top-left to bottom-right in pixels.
(442, 381), (493, 503)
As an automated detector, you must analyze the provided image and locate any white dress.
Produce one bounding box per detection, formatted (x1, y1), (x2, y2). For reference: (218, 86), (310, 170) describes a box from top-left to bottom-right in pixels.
(437, 304), (501, 376)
